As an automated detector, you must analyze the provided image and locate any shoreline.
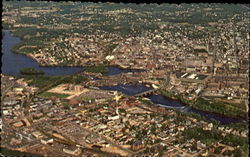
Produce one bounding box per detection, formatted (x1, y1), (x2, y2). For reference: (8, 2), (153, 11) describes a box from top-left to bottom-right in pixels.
(4, 30), (146, 73)
(157, 93), (247, 121)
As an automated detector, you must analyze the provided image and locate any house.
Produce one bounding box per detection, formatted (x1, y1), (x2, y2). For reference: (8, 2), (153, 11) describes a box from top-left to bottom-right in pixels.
(210, 87), (217, 92)
(69, 99), (79, 106)
(21, 118), (31, 127)
(240, 130), (248, 137)
(186, 66), (196, 72)
(197, 141), (206, 149)
(41, 138), (53, 145)
(33, 112), (43, 119)
(14, 88), (24, 92)
(63, 148), (81, 156)
(132, 140), (144, 150)
(208, 123), (213, 129)
(3, 110), (11, 116)
(32, 131), (43, 139)
(178, 125), (185, 131)
(195, 88), (202, 95)
(12, 121), (24, 128)
(203, 125), (211, 131)
(108, 115), (119, 120)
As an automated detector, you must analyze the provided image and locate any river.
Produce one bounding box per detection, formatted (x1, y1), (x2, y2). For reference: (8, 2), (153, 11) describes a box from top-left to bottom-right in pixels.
(2, 30), (84, 76)
(99, 84), (244, 124)
(1, 30), (145, 76)
(107, 66), (145, 76)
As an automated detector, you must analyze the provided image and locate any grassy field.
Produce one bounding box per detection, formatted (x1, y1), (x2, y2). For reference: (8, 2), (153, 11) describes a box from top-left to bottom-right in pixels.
(38, 92), (70, 98)
(21, 75), (88, 89)
(21, 75), (63, 88)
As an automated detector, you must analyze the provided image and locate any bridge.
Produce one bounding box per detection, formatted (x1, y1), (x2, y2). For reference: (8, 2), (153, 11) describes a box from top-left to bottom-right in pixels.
(134, 75), (170, 97)
(134, 72), (171, 97)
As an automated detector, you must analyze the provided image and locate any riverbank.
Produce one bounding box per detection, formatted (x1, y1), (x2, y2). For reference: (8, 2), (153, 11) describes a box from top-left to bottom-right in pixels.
(3, 30), (147, 77)
(98, 84), (245, 124)
(159, 89), (247, 120)
(20, 67), (44, 75)
(2, 30), (84, 76)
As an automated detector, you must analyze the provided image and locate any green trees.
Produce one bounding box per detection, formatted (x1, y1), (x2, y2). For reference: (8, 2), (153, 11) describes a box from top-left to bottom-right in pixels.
(233, 148), (243, 157)
(183, 127), (248, 155)
(61, 75), (87, 84)
(62, 102), (70, 110)
(192, 98), (245, 118)
(21, 74), (88, 91)
(160, 89), (174, 98)
(182, 127), (221, 145)
(85, 64), (108, 75)
(161, 124), (167, 131)
(190, 143), (197, 151)
(20, 68), (44, 75)
(222, 134), (248, 147)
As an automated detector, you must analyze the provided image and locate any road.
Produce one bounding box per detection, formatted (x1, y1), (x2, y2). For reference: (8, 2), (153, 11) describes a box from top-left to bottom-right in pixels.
(1, 81), (16, 104)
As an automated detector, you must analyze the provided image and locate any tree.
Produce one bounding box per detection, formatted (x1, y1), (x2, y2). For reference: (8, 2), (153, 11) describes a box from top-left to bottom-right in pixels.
(63, 103), (70, 110)
(150, 125), (156, 134)
(233, 149), (242, 157)
(50, 96), (57, 105)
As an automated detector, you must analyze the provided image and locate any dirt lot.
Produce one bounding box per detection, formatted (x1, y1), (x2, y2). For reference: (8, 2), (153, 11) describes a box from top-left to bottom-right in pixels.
(47, 84), (113, 100)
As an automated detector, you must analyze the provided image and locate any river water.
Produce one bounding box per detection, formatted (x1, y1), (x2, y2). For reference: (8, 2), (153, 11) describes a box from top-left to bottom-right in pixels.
(1, 30), (145, 76)
(107, 67), (145, 76)
(99, 84), (244, 124)
(2, 31), (84, 76)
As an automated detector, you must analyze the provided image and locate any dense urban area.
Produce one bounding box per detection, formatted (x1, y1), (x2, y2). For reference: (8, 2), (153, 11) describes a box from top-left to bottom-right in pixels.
(1, 1), (249, 157)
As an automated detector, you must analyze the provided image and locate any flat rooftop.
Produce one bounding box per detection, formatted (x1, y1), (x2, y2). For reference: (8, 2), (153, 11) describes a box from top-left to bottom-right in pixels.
(176, 72), (207, 80)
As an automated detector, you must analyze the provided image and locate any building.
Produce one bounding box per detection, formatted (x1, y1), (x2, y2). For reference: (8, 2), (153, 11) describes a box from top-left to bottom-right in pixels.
(41, 138), (53, 145)
(132, 140), (144, 150)
(12, 121), (24, 128)
(69, 99), (80, 106)
(63, 148), (81, 156)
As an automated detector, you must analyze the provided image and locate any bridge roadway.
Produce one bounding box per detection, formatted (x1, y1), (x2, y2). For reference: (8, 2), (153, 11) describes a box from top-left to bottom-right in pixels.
(133, 80), (169, 97)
